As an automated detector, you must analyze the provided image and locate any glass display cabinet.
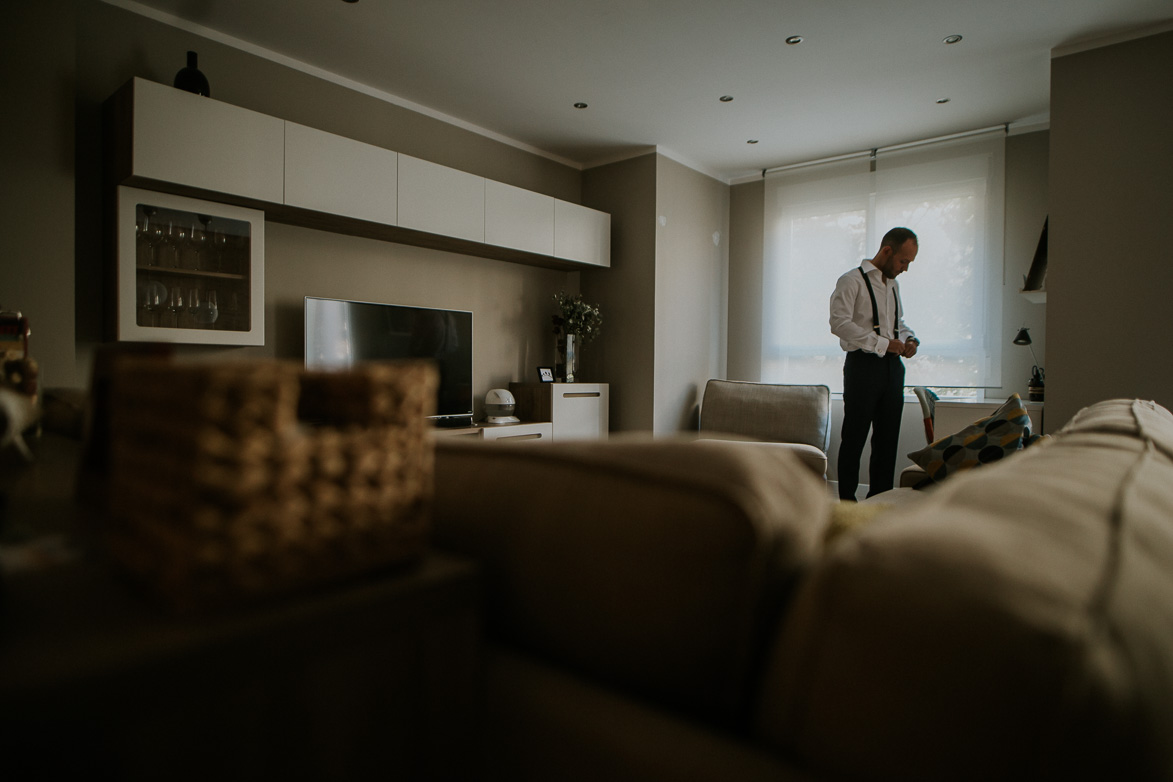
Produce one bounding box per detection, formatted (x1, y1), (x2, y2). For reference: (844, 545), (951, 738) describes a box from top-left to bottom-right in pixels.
(116, 186), (265, 345)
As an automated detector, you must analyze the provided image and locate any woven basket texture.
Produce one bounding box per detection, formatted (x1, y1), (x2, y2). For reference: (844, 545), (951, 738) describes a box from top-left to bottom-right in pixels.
(106, 358), (438, 609)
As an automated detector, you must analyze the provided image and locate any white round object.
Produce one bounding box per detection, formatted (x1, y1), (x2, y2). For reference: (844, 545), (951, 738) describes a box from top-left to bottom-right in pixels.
(484, 388), (519, 423)
(485, 388), (515, 406)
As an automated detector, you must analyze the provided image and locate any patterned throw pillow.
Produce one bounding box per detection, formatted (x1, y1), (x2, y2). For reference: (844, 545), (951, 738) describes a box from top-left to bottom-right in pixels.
(907, 394), (1035, 482)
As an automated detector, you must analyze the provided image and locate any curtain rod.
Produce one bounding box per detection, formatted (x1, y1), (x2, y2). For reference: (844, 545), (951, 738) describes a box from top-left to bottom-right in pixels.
(762, 123), (1008, 177)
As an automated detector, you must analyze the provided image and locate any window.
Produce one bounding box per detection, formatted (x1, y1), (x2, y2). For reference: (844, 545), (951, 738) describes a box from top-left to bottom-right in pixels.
(762, 131), (1005, 393)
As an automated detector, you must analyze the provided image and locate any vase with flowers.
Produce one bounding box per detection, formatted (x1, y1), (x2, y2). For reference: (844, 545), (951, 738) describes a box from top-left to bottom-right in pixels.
(552, 291), (602, 382)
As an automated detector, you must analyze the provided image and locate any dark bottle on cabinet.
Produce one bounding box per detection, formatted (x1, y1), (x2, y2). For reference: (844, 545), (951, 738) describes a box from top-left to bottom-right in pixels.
(174, 50), (210, 97)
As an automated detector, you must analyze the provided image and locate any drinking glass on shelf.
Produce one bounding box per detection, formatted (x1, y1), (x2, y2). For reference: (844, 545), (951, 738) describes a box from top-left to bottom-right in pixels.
(142, 207), (165, 267)
(190, 217), (210, 270)
(173, 220), (190, 268)
(199, 289), (219, 327)
(143, 280), (166, 327)
(166, 286), (184, 328)
(210, 225), (230, 272)
(135, 214), (148, 267)
(159, 220), (177, 267)
(187, 287), (202, 328)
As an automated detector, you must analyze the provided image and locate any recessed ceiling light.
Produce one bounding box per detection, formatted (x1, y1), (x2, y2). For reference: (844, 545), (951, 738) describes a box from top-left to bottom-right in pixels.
(747, 139), (759, 144)
(785, 35), (803, 45)
(943, 34), (962, 44)
(720, 95), (734, 102)
(573, 102), (588, 109)
(936, 97), (951, 104)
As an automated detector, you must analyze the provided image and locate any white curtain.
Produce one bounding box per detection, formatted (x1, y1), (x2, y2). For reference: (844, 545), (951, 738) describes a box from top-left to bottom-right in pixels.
(762, 130), (1005, 392)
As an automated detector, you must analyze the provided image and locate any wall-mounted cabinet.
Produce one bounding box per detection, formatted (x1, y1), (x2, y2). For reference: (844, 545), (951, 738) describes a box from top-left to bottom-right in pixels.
(106, 78), (610, 271)
(555, 201), (611, 267)
(284, 121), (398, 225)
(115, 186), (265, 346)
(397, 154), (485, 243)
(485, 180), (555, 257)
(113, 78), (284, 203)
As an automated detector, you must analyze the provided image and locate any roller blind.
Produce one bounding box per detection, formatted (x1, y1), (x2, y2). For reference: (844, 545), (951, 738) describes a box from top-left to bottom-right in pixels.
(762, 130), (1005, 391)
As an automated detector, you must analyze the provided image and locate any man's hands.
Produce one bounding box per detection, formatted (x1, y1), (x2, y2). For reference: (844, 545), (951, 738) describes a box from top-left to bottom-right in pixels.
(887, 338), (919, 358)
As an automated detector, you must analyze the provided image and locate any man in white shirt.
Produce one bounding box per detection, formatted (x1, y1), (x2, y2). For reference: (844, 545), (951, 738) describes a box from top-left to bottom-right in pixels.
(829, 227), (920, 501)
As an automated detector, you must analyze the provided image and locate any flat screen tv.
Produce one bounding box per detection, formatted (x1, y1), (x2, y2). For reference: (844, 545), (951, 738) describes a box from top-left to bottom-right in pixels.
(304, 296), (474, 426)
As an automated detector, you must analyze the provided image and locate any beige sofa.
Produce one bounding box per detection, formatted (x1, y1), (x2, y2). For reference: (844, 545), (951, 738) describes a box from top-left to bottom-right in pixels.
(433, 398), (1173, 782)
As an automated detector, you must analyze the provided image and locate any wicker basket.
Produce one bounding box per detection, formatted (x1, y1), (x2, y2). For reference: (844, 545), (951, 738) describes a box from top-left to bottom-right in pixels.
(105, 358), (438, 610)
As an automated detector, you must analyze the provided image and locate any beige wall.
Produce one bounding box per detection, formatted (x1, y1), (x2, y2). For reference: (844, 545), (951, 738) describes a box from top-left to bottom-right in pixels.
(580, 154), (730, 434)
(653, 156), (729, 433)
(1048, 29), (1173, 428)
(1002, 131), (1051, 400)
(581, 155), (658, 432)
(2, 1), (79, 388)
(6, 0), (584, 419)
(727, 179), (764, 382)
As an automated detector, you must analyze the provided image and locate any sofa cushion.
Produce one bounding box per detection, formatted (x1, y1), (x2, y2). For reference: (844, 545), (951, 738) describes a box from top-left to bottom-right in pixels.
(756, 398), (1173, 781)
(906, 393), (1035, 482)
(694, 437), (828, 479)
(432, 437), (831, 728)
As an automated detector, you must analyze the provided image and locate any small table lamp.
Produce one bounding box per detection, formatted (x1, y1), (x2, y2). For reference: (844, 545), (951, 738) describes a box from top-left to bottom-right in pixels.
(1013, 327), (1045, 402)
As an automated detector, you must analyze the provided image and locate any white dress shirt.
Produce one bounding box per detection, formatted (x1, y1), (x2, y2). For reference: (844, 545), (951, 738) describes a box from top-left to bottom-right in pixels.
(829, 260), (916, 356)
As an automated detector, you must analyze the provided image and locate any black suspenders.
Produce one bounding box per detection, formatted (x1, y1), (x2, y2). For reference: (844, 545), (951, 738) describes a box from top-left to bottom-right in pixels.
(859, 267), (899, 337)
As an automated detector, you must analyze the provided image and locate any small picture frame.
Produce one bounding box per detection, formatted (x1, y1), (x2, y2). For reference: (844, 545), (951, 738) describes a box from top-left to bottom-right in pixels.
(537, 366), (555, 383)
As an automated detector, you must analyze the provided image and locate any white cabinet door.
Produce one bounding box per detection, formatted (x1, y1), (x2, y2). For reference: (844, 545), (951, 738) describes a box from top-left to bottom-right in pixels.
(485, 180), (554, 256)
(554, 200), (611, 268)
(479, 422), (553, 442)
(284, 122), (397, 225)
(550, 383), (609, 440)
(397, 155), (485, 242)
(130, 78), (284, 204)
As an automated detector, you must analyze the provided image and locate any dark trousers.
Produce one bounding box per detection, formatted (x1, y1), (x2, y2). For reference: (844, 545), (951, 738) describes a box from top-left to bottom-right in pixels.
(838, 350), (905, 500)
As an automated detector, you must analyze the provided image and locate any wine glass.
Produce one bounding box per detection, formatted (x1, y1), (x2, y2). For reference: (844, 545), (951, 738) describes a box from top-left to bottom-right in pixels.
(187, 287), (202, 328)
(172, 220), (190, 268)
(142, 208), (165, 267)
(210, 224), (230, 272)
(143, 281), (166, 327)
(199, 289), (219, 327)
(166, 286), (184, 328)
(193, 215), (212, 270)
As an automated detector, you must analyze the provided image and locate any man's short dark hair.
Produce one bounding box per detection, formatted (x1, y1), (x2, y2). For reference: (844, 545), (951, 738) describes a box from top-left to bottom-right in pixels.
(881, 227), (918, 250)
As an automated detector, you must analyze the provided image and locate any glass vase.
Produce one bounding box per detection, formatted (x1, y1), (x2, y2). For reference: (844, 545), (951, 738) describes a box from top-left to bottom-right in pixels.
(557, 333), (578, 382)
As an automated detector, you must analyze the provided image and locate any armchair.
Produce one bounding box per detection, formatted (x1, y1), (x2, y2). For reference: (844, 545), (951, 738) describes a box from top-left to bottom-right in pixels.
(698, 380), (831, 479)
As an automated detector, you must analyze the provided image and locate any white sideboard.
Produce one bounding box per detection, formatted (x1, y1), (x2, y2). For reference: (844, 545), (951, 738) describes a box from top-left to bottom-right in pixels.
(108, 78), (610, 271)
(509, 382), (609, 441)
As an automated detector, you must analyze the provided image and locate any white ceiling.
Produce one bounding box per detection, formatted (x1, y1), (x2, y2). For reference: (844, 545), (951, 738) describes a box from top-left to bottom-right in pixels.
(111, 0), (1172, 183)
